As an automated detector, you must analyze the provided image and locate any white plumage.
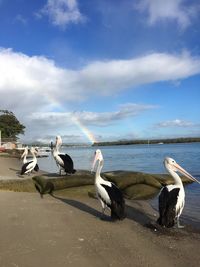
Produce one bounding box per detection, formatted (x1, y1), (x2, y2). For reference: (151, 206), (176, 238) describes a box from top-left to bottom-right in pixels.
(21, 146), (29, 164)
(157, 157), (200, 228)
(53, 136), (76, 175)
(21, 147), (38, 175)
(92, 149), (125, 220)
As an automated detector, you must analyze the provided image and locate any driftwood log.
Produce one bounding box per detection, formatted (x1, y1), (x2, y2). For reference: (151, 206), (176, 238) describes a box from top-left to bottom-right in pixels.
(0, 170), (192, 200)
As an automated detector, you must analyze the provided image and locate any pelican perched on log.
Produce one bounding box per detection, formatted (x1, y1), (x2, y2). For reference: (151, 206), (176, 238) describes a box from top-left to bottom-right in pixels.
(157, 157), (200, 228)
(21, 146), (29, 164)
(91, 149), (126, 221)
(53, 135), (76, 175)
(21, 147), (39, 175)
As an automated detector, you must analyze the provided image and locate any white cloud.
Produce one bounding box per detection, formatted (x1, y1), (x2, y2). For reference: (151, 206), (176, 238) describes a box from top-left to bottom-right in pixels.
(23, 104), (154, 143)
(1, 47), (200, 142)
(37, 0), (86, 28)
(29, 103), (156, 127)
(14, 14), (27, 25)
(135, 0), (199, 29)
(156, 119), (194, 128)
(0, 48), (200, 118)
(80, 52), (200, 94)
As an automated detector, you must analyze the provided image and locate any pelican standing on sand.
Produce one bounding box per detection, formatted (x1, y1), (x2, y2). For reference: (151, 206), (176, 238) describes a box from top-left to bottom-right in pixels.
(91, 149), (126, 220)
(157, 157), (200, 228)
(53, 135), (76, 175)
(21, 147), (39, 175)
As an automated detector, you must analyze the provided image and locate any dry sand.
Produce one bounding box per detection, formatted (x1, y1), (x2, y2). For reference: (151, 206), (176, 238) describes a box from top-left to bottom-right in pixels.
(0, 156), (200, 267)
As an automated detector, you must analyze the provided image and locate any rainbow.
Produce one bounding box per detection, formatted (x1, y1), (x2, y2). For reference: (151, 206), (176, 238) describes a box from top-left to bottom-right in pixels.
(71, 116), (97, 144)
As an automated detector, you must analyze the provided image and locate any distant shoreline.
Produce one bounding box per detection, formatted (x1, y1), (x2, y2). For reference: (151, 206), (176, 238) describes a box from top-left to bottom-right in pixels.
(24, 137), (200, 148)
(92, 137), (200, 147)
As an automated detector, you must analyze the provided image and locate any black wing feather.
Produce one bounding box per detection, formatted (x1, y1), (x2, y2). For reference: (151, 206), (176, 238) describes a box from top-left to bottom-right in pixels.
(34, 164), (39, 172)
(157, 187), (180, 227)
(59, 154), (76, 174)
(101, 183), (126, 220)
(21, 161), (33, 175)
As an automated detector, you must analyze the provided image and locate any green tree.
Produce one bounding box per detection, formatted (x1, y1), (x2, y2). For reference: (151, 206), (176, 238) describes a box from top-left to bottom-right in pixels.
(0, 110), (25, 141)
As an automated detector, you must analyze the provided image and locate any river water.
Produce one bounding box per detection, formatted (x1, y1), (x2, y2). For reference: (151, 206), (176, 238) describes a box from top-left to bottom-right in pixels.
(38, 142), (200, 228)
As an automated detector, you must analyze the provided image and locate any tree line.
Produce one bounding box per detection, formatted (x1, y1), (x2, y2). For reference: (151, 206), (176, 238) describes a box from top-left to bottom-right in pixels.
(93, 137), (200, 146)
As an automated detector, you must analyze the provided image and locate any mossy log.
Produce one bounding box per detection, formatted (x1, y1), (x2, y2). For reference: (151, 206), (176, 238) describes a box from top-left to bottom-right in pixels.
(0, 170), (193, 200)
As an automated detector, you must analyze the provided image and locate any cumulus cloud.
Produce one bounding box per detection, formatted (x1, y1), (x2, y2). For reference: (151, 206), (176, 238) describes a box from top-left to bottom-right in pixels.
(1, 47), (200, 116)
(1, 47), (200, 142)
(80, 52), (200, 94)
(155, 119), (194, 128)
(135, 0), (199, 29)
(1, 48), (200, 105)
(37, 0), (86, 28)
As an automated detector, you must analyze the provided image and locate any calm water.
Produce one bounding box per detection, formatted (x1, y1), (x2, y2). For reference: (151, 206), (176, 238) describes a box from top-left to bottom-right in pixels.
(38, 142), (200, 228)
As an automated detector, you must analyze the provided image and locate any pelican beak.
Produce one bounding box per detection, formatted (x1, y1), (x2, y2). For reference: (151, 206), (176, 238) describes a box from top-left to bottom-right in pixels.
(91, 152), (98, 173)
(56, 137), (62, 147)
(172, 162), (200, 184)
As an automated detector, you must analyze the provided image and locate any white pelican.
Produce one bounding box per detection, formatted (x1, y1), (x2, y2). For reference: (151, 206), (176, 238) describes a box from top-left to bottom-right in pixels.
(21, 146), (29, 164)
(53, 135), (76, 175)
(91, 149), (126, 220)
(21, 147), (39, 175)
(157, 157), (200, 228)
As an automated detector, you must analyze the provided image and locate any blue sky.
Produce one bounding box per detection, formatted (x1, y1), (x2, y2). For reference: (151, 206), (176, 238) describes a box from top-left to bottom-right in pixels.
(0, 0), (200, 144)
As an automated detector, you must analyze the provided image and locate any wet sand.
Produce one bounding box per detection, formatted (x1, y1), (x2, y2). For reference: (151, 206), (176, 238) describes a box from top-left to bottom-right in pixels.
(0, 156), (200, 267)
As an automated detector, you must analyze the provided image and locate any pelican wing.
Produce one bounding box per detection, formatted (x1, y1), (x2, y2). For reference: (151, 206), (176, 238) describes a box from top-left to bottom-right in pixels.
(21, 161), (33, 175)
(101, 183), (125, 220)
(157, 186), (180, 227)
(58, 154), (75, 173)
(34, 164), (39, 172)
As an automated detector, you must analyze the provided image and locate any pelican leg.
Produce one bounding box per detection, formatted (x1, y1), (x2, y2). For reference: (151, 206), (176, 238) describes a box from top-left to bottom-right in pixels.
(177, 217), (184, 229)
(100, 199), (106, 219)
(102, 207), (105, 215)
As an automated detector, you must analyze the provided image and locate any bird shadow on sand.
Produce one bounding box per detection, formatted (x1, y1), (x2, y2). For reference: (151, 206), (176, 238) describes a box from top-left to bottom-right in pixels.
(51, 194), (156, 225)
(9, 167), (20, 173)
(125, 204), (155, 226)
(9, 167), (22, 176)
(51, 194), (113, 222)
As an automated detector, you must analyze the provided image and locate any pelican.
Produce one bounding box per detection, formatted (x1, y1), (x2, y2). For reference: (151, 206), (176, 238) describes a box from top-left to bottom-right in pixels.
(157, 157), (200, 228)
(91, 149), (126, 221)
(53, 135), (76, 175)
(21, 147), (39, 175)
(21, 146), (29, 164)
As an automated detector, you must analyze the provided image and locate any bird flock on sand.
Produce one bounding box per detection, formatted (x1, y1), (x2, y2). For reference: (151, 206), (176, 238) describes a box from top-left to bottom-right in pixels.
(20, 135), (200, 228)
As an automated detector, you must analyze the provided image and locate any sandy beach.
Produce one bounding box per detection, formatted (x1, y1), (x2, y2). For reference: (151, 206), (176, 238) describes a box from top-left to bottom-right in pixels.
(0, 156), (200, 267)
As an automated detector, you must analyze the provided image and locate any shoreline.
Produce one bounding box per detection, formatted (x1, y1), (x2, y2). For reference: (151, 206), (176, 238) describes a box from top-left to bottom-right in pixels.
(92, 138), (200, 147)
(0, 156), (200, 266)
